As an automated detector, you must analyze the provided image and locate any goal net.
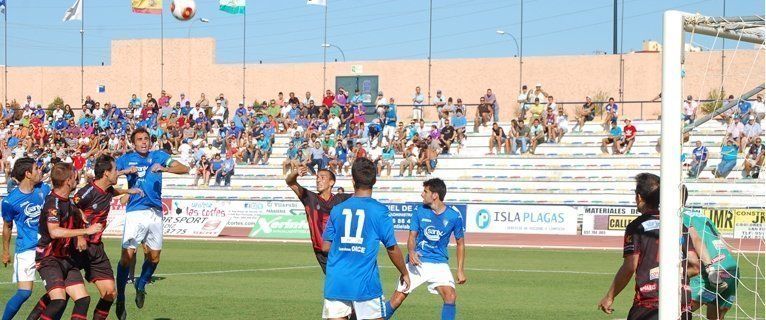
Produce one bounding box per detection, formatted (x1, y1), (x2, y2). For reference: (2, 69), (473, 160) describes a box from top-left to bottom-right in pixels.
(660, 11), (765, 320)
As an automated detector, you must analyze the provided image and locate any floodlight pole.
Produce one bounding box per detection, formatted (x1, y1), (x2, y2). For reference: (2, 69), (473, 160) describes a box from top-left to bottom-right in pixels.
(659, 10), (684, 320)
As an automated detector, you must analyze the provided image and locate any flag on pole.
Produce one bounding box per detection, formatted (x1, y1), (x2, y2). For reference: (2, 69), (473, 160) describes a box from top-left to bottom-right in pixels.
(219, 0), (245, 14)
(1, 0), (7, 14)
(307, 0), (326, 6)
(132, 0), (162, 14)
(63, 0), (83, 22)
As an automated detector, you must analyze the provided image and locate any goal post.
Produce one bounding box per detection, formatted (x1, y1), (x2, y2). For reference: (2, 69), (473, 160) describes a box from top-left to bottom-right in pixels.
(659, 10), (686, 320)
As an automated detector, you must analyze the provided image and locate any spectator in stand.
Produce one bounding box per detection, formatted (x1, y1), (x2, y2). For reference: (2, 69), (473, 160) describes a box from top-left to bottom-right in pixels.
(399, 140), (418, 177)
(474, 97), (492, 133)
(412, 86), (425, 121)
(432, 90), (447, 121)
(192, 154), (212, 186)
(601, 122), (623, 155)
(329, 141), (349, 176)
(714, 139), (739, 178)
(212, 100), (226, 126)
(528, 97), (544, 125)
(307, 141), (325, 175)
(334, 87), (348, 108)
(683, 95), (698, 124)
(545, 95), (557, 113)
(688, 140), (709, 178)
(531, 83), (549, 103)
(725, 117), (745, 152)
(451, 109), (467, 154)
(544, 106), (557, 143)
(575, 96), (596, 132)
(283, 141), (300, 175)
(552, 109), (569, 143)
(529, 119), (545, 154)
(378, 144), (396, 177)
(322, 90), (335, 108)
(489, 122), (506, 155)
(602, 97), (619, 132)
(215, 153), (236, 187)
(442, 97), (456, 121)
(737, 99), (754, 122)
(753, 94), (765, 123)
(485, 88), (499, 122)
(439, 119), (456, 155)
(742, 116), (763, 149)
(743, 137), (764, 178)
(517, 85), (531, 120)
(382, 98), (398, 145)
(622, 119), (637, 154)
(719, 94), (737, 124)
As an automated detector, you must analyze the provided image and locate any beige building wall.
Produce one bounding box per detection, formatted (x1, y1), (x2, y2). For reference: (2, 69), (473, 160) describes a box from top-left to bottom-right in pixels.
(2, 38), (763, 121)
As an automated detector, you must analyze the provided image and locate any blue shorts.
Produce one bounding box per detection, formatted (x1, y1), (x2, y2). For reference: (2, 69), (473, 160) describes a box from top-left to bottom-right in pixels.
(429, 160), (437, 168)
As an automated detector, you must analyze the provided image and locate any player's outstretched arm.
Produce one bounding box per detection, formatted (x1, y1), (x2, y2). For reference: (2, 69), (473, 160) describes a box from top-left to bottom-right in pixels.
(387, 245), (410, 292)
(2, 220), (12, 267)
(456, 237), (466, 284)
(598, 254), (638, 314)
(285, 166), (307, 199)
(162, 160), (190, 175)
(113, 187), (145, 198)
(48, 222), (102, 240)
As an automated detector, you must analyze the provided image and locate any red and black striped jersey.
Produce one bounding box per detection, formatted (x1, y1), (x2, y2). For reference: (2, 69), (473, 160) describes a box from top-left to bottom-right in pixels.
(73, 183), (117, 244)
(36, 192), (82, 261)
(299, 190), (351, 252)
(622, 210), (660, 310)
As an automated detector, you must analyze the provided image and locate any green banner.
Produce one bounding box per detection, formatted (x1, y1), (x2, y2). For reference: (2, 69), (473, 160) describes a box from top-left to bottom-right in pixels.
(248, 214), (309, 239)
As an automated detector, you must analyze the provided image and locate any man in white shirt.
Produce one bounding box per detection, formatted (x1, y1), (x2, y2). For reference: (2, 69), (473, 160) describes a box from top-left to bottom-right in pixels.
(752, 94), (765, 123)
(412, 86), (425, 121)
(743, 116), (763, 150)
(328, 113), (341, 134)
(517, 85), (531, 120)
(683, 95), (698, 124)
(92, 103), (104, 119)
(726, 117), (746, 151)
(432, 90), (447, 120)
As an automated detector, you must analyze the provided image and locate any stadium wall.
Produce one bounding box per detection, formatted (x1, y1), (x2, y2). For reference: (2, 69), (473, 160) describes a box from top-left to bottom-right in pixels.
(2, 38), (763, 121)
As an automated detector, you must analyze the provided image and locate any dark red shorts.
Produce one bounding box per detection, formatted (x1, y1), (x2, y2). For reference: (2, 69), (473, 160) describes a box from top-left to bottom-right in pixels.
(627, 304), (658, 320)
(37, 256), (84, 292)
(75, 242), (114, 282)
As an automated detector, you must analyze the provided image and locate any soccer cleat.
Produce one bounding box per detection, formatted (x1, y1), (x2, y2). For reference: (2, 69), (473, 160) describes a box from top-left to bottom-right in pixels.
(135, 290), (146, 309)
(116, 301), (127, 320)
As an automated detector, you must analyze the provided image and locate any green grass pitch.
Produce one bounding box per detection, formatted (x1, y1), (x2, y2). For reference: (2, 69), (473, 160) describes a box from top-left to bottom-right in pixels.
(1, 239), (763, 319)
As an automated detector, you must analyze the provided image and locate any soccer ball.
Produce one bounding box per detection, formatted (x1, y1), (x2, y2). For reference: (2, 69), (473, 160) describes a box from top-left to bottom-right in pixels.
(170, 0), (196, 21)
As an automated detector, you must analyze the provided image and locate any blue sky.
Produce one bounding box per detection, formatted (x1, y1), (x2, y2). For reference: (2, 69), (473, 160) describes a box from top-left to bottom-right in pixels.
(1, 0), (762, 66)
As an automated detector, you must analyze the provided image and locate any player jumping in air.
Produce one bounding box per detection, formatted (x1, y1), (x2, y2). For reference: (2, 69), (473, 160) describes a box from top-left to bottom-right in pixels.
(35, 162), (103, 319)
(384, 178), (466, 320)
(681, 187), (739, 320)
(286, 166), (350, 274)
(115, 128), (189, 320)
(1, 158), (50, 320)
(321, 158), (410, 320)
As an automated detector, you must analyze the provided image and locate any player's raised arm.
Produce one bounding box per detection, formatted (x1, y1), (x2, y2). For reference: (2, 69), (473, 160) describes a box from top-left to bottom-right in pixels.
(285, 166), (308, 199)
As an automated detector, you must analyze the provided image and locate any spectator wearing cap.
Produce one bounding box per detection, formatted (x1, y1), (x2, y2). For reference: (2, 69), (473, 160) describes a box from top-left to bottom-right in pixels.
(714, 139), (739, 178)
(531, 83), (548, 104)
(412, 86), (425, 121)
(485, 88), (499, 122)
(602, 97), (619, 132)
(743, 115), (763, 150)
(601, 122), (623, 155)
(622, 119), (637, 154)
(688, 140), (708, 178)
(743, 137), (764, 178)
(683, 95), (698, 124)
(432, 90), (447, 121)
(528, 97), (544, 125)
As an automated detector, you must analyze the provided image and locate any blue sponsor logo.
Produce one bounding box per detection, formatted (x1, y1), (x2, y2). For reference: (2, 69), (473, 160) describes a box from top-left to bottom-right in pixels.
(476, 209), (491, 229)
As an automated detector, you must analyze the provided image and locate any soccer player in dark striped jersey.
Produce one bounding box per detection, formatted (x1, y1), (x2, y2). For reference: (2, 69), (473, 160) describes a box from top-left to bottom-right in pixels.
(286, 166), (351, 274)
(34, 162), (102, 320)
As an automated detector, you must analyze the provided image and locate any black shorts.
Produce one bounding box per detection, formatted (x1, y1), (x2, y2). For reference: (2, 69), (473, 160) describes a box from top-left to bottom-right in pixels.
(627, 305), (658, 320)
(75, 242), (115, 282)
(37, 256), (84, 292)
(315, 251), (328, 275)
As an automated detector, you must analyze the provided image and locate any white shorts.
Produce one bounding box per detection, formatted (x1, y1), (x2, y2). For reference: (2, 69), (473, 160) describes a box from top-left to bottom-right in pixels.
(396, 262), (455, 295)
(412, 107), (423, 120)
(122, 208), (164, 250)
(323, 295), (386, 320)
(382, 126), (396, 141)
(12, 249), (36, 283)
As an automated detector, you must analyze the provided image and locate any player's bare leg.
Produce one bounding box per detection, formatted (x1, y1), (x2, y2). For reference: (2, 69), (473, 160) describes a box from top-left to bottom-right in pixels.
(435, 286), (457, 320)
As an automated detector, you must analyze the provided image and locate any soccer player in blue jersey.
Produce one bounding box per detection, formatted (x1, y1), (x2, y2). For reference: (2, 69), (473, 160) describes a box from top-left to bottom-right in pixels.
(114, 128), (189, 320)
(321, 158), (410, 320)
(384, 178), (466, 320)
(1, 157), (50, 320)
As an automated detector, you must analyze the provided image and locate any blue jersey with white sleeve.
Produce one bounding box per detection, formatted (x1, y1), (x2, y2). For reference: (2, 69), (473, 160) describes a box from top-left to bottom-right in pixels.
(409, 205), (464, 264)
(323, 196), (397, 301)
(1, 183), (51, 253)
(116, 150), (172, 212)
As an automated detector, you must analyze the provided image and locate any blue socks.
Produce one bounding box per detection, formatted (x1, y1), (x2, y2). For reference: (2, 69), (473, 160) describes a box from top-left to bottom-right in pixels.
(2, 289), (32, 320)
(441, 303), (456, 320)
(136, 259), (158, 291)
(384, 301), (397, 319)
(116, 263), (129, 302)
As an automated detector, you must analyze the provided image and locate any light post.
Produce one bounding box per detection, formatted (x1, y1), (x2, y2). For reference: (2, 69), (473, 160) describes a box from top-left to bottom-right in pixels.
(496, 30), (522, 91)
(321, 43), (346, 62)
